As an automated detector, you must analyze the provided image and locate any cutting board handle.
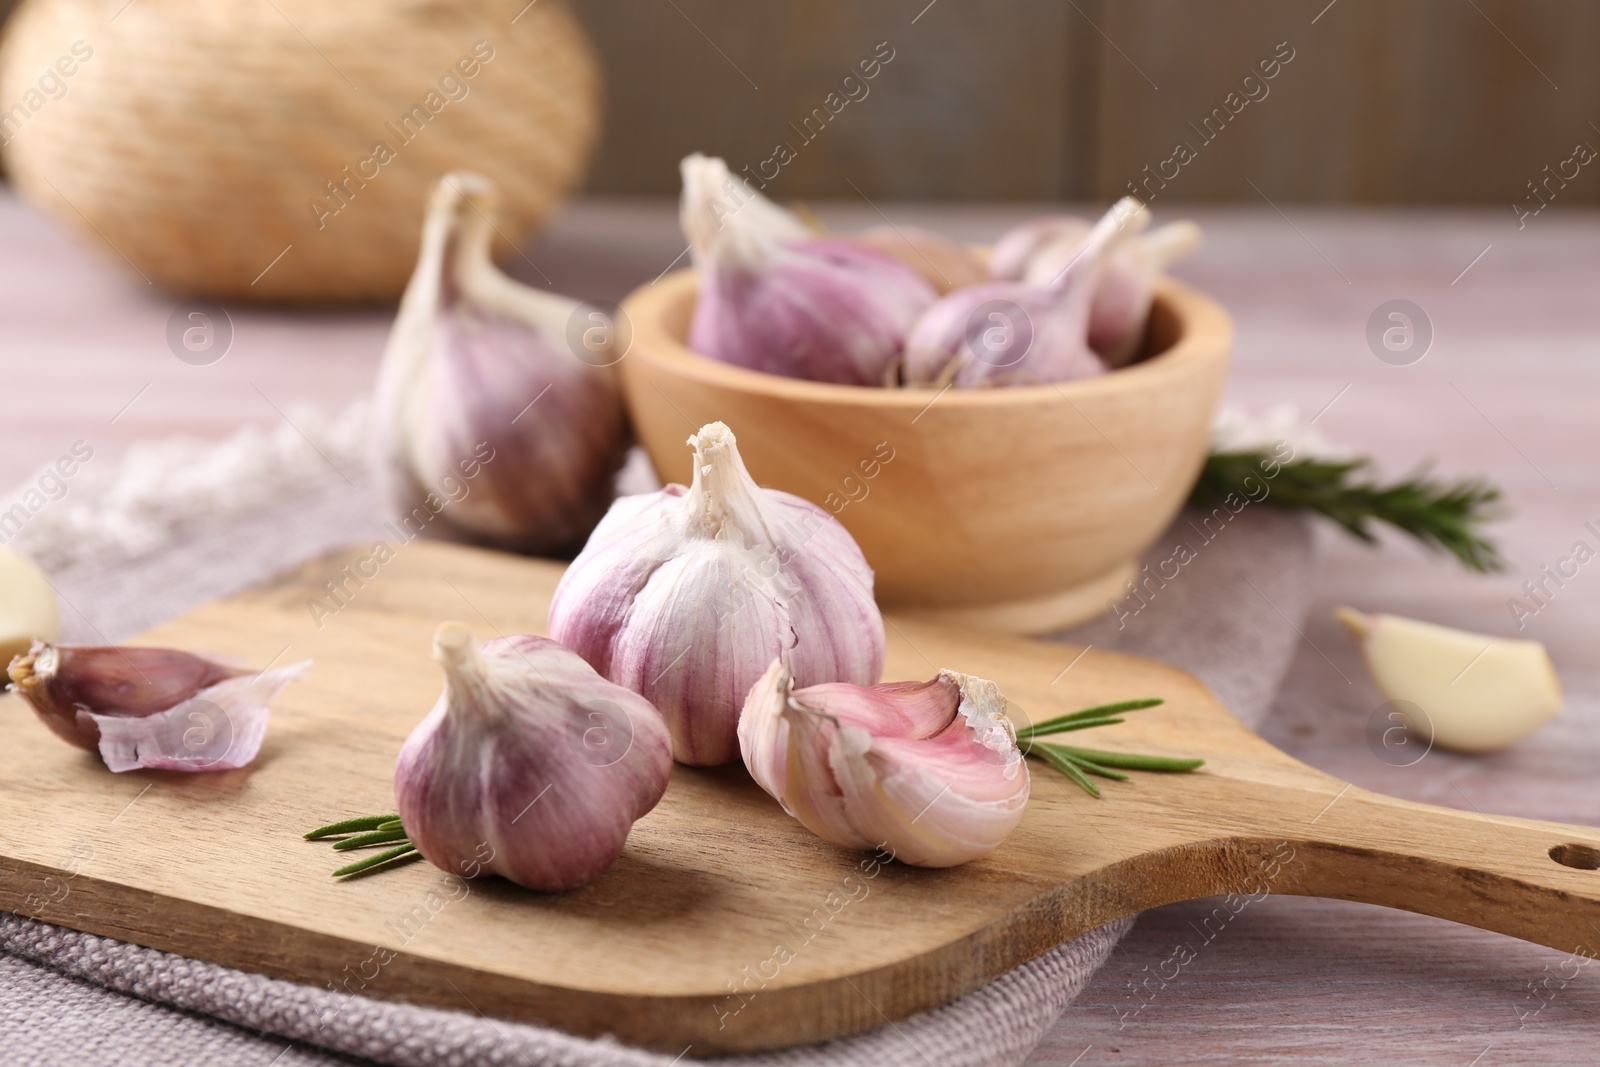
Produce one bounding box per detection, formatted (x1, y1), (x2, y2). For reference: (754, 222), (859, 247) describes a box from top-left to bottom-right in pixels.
(1259, 784), (1600, 957)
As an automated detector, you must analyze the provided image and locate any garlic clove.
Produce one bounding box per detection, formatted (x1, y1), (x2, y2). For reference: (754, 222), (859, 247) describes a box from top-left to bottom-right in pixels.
(1335, 607), (1563, 753)
(0, 547), (58, 664)
(373, 171), (629, 555)
(903, 198), (1147, 387)
(90, 660), (311, 772)
(7, 640), (307, 771)
(987, 214), (1093, 283)
(395, 622), (673, 892)
(680, 154), (938, 386)
(852, 225), (990, 294)
(550, 421), (886, 766)
(739, 660), (1029, 868)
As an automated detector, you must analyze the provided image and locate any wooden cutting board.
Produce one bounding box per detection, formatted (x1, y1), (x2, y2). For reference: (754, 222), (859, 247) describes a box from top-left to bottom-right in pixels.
(2, 540), (1598, 1055)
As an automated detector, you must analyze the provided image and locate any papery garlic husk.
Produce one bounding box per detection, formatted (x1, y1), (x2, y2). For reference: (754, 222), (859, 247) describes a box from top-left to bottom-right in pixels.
(373, 171), (630, 555)
(852, 225), (990, 294)
(680, 154), (938, 386)
(549, 421), (886, 766)
(738, 660), (1029, 867)
(395, 622), (673, 892)
(0, 546), (58, 664)
(992, 213), (1203, 368)
(6, 640), (309, 772)
(1335, 607), (1562, 753)
(903, 199), (1148, 387)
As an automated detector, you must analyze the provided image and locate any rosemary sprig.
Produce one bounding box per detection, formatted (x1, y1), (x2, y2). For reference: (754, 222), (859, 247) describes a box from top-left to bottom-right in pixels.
(305, 813), (421, 878)
(1019, 698), (1204, 797)
(1193, 450), (1505, 573)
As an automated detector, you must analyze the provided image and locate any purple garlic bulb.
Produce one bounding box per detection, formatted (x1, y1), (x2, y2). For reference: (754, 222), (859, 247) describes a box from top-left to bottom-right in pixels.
(903, 198), (1149, 387)
(395, 623), (673, 892)
(373, 172), (630, 555)
(548, 421), (886, 766)
(680, 154), (937, 386)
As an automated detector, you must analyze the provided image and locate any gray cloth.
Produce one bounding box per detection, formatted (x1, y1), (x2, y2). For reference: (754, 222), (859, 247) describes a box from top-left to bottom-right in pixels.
(0, 420), (1317, 1067)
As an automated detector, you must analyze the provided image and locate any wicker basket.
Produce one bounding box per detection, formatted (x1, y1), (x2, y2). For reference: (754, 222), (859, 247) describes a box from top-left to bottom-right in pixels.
(0, 0), (600, 303)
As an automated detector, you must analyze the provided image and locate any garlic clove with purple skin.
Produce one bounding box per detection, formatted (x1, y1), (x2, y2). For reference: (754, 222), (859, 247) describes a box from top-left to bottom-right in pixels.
(738, 661), (1030, 867)
(549, 421), (886, 767)
(6, 640), (308, 772)
(986, 214), (1093, 284)
(373, 172), (630, 555)
(395, 622), (673, 892)
(680, 154), (938, 386)
(903, 199), (1149, 387)
(852, 225), (990, 294)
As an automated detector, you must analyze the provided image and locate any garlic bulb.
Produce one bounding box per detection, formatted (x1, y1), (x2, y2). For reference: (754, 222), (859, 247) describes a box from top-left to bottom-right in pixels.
(903, 198), (1149, 387)
(549, 421), (886, 766)
(6, 640), (308, 772)
(373, 171), (629, 555)
(395, 622), (673, 892)
(738, 660), (1029, 867)
(681, 154), (937, 386)
(0, 547), (57, 664)
(991, 212), (1203, 368)
(1336, 607), (1562, 753)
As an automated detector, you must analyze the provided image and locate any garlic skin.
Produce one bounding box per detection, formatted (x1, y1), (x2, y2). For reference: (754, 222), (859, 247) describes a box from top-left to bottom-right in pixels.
(549, 421), (886, 766)
(395, 622), (673, 892)
(0, 547), (58, 664)
(681, 154), (938, 386)
(1336, 607), (1563, 753)
(852, 225), (989, 294)
(6, 640), (308, 772)
(991, 213), (1203, 368)
(373, 171), (629, 555)
(903, 198), (1149, 387)
(739, 660), (1029, 867)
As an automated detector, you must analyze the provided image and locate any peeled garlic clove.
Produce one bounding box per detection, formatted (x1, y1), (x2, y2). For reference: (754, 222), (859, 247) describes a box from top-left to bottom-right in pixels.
(680, 154), (938, 386)
(903, 200), (1148, 387)
(373, 171), (629, 555)
(739, 660), (1029, 867)
(6, 640), (308, 771)
(395, 622), (673, 892)
(1335, 607), (1563, 753)
(0, 547), (58, 664)
(549, 421), (886, 766)
(852, 225), (989, 294)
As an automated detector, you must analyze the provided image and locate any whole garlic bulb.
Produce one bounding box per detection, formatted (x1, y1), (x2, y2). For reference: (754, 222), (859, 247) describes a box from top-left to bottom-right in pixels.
(739, 660), (1030, 867)
(681, 154), (937, 386)
(991, 212), (1202, 368)
(395, 622), (673, 892)
(903, 198), (1148, 387)
(548, 421), (886, 766)
(373, 172), (629, 555)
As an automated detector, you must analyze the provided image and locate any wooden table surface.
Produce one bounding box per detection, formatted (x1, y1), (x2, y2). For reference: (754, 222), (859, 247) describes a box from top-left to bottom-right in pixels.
(2, 189), (1597, 1064)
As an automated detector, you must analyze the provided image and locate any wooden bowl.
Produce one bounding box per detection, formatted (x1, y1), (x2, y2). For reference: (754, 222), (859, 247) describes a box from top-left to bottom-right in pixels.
(617, 271), (1233, 634)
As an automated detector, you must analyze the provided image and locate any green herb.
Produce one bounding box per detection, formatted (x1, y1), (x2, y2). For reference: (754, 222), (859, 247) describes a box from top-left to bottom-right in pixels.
(1193, 450), (1505, 573)
(1018, 697), (1203, 797)
(305, 813), (419, 878)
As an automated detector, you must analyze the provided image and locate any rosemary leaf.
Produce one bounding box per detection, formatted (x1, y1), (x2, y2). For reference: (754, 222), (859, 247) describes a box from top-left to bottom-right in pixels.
(376, 820), (405, 833)
(1018, 717), (1126, 745)
(1029, 744), (1101, 797)
(1015, 699), (1164, 739)
(332, 828), (411, 852)
(1037, 745), (1130, 781)
(332, 843), (420, 878)
(304, 813), (401, 840)
(1193, 450), (1505, 573)
(1047, 744), (1205, 773)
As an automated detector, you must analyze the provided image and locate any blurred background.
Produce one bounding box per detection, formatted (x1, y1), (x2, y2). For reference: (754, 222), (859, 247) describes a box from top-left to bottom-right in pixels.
(5, 0), (1598, 206)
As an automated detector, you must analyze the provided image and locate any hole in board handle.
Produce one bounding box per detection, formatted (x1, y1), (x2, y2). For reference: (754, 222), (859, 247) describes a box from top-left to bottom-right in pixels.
(1549, 843), (1600, 870)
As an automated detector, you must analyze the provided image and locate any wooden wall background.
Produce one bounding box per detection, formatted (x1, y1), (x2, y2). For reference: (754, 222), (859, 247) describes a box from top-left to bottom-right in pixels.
(2, 0), (1597, 205)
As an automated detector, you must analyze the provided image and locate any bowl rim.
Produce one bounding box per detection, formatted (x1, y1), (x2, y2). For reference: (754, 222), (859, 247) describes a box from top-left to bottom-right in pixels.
(618, 269), (1233, 408)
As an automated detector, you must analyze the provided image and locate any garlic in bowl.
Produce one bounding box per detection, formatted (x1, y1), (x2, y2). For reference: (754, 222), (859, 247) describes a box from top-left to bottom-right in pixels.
(616, 271), (1231, 634)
